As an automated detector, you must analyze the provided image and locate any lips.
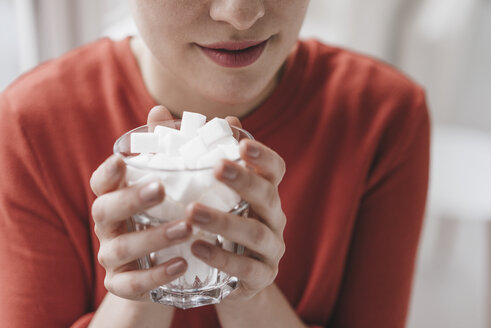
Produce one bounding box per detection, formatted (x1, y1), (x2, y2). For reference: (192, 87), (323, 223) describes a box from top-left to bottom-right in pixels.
(197, 39), (269, 68)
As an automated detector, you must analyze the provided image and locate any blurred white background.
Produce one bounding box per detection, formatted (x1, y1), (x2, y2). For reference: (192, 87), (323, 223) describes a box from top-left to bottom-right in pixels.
(1, 1), (490, 327)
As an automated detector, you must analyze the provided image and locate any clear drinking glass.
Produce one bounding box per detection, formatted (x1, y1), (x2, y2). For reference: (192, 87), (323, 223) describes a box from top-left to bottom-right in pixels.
(113, 120), (253, 309)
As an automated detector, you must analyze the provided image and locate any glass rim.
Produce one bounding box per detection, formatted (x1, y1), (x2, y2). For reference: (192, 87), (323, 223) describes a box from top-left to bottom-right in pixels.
(113, 119), (254, 172)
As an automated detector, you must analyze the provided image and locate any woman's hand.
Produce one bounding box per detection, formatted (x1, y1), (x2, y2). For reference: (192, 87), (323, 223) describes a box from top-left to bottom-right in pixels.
(186, 123), (287, 302)
(90, 106), (192, 302)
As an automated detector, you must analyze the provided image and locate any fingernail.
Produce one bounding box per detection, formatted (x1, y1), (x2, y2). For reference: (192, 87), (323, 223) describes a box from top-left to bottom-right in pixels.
(221, 163), (238, 181)
(139, 182), (162, 204)
(191, 207), (211, 224)
(246, 143), (260, 159)
(192, 243), (211, 259)
(166, 259), (187, 275)
(166, 221), (190, 240)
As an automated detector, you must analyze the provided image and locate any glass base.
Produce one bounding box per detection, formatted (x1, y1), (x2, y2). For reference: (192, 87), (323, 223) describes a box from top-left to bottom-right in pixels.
(150, 277), (239, 309)
(130, 201), (249, 309)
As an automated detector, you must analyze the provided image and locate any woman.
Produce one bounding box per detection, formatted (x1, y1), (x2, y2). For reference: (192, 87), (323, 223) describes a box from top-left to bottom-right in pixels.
(0, 1), (430, 327)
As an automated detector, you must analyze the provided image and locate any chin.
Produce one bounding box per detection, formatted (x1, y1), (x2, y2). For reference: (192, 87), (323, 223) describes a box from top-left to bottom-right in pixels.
(202, 82), (266, 106)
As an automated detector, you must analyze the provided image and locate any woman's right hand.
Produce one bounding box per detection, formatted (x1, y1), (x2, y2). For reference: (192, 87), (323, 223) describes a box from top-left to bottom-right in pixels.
(90, 106), (192, 301)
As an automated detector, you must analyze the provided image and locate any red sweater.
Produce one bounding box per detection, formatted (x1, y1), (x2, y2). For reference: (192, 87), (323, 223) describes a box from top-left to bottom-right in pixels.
(0, 38), (429, 328)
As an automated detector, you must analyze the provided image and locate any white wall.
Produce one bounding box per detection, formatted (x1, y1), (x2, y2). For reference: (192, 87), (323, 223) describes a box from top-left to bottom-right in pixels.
(0, 0), (20, 90)
(301, 0), (491, 132)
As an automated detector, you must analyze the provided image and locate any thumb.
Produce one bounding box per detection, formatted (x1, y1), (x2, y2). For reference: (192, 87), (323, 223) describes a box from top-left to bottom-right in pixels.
(225, 116), (242, 140)
(147, 105), (173, 125)
(225, 116), (242, 129)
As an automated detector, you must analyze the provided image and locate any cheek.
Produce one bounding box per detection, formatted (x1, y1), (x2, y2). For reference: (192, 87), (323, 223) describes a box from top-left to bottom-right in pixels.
(130, 0), (206, 40)
(268, 0), (310, 27)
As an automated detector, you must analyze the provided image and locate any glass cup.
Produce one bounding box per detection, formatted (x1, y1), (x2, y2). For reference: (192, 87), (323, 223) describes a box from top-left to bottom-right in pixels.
(113, 120), (253, 309)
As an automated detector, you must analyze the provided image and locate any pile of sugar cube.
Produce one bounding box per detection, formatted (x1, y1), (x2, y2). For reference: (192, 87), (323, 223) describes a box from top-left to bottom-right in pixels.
(127, 111), (243, 219)
(126, 112), (245, 287)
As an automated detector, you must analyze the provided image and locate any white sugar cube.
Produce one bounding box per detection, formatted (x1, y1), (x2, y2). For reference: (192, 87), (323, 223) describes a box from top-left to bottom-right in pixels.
(193, 170), (216, 189)
(145, 197), (186, 221)
(180, 111), (207, 137)
(131, 132), (159, 153)
(127, 153), (153, 167)
(152, 244), (181, 266)
(126, 154), (153, 183)
(196, 147), (226, 169)
(213, 183), (241, 210)
(154, 125), (176, 139)
(126, 172), (159, 187)
(179, 136), (208, 168)
(197, 118), (233, 146)
(147, 153), (186, 171)
(148, 153), (170, 169)
(218, 144), (241, 161)
(199, 192), (231, 212)
(126, 168), (150, 185)
(160, 172), (202, 205)
(199, 183), (241, 212)
(161, 131), (190, 156)
(210, 136), (239, 148)
(167, 156), (187, 170)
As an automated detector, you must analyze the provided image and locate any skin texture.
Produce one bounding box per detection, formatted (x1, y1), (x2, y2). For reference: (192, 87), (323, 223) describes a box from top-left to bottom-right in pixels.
(90, 0), (310, 326)
(128, 0), (310, 118)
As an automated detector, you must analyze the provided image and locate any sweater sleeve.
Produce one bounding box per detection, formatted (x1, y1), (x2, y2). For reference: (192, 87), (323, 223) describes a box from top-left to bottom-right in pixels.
(328, 90), (430, 327)
(0, 94), (93, 327)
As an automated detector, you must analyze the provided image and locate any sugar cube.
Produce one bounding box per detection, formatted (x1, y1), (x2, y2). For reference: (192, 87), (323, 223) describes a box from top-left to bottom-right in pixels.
(127, 153), (153, 167)
(198, 118), (233, 146)
(199, 182), (241, 212)
(152, 244), (181, 266)
(180, 111), (207, 137)
(193, 169), (216, 189)
(131, 133), (159, 153)
(145, 197), (186, 221)
(160, 131), (190, 156)
(148, 152), (170, 169)
(126, 154), (153, 183)
(154, 125), (176, 139)
(146, 153), (185, 171)
(179, 136), (208, 168)
(196, 147), (226, 169)
(218, 144), (241, 161)
(167, 156), (187, 170)
(160, 172), (202, 205)
(210, 136), (239, 148)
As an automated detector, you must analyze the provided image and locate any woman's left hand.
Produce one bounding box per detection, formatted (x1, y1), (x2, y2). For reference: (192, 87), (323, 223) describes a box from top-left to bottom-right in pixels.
(186, 131), (287, 301)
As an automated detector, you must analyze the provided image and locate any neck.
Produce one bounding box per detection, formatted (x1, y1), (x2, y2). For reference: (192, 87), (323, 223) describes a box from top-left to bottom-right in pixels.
(130, 37), (281, 119)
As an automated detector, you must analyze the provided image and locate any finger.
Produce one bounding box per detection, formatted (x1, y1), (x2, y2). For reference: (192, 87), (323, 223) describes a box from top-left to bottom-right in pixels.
(92, 180), (164, 237)
(214, 160), (286, 232)
(147, 105), (173, 125)
(187, 203), (284, 264)
(191, 241), (275, 291)
(90, 155), (126, 197)
(225, 116), (242, 140)
(105, 257), (187, 300)
(98, 220), (192, 269)
(239, 140), (286, 187)
(225, 116), (242, 128)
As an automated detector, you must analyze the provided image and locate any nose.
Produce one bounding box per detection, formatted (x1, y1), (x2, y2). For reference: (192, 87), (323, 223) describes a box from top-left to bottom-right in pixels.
(210, 0), (265, 31)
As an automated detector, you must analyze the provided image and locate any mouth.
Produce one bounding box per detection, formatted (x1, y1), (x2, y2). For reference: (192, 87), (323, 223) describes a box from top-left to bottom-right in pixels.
(196, 39), (270, 68)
